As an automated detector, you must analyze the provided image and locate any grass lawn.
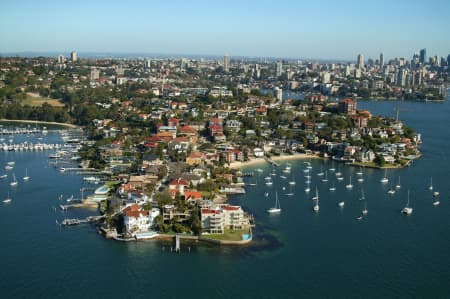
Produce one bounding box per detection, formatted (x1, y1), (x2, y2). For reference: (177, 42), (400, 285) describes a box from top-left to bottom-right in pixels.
(23, 93), (65, 107)
(203, 228), (249, 241)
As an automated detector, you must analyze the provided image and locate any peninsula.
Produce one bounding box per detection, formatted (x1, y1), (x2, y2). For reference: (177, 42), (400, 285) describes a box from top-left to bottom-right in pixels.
(0, 53), (431, 243)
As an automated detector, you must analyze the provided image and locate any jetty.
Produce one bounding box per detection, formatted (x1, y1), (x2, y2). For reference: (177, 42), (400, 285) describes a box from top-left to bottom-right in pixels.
(264, 156), (280, 167)
(59, 215), (105, 226)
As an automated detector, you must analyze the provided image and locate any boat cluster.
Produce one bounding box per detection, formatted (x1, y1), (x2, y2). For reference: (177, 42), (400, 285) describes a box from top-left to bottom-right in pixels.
(257, 161), (443, 218)
(1, 142), (62, 151)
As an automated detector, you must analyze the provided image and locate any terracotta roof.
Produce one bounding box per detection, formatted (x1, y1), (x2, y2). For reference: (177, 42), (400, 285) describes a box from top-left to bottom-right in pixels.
(169, 178), (189, 186)
(184, 190), (202, 200)
(179, 125), (197, 134)
(201, 208), (222, 215)
(221, 205), (240, 211)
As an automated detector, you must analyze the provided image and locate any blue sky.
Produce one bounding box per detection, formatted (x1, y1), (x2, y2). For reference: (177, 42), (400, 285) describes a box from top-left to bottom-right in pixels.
(1, 0), (449, 60)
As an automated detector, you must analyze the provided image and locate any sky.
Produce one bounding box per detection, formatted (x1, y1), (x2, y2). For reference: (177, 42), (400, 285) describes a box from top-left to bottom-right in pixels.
(1, 0), (449, 60)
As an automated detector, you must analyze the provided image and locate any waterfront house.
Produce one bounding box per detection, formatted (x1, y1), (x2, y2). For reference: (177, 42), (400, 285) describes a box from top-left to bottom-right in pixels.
(123, 204), (160, 233)
(201, 204), (247, 234)
(201, 208), (224, 234)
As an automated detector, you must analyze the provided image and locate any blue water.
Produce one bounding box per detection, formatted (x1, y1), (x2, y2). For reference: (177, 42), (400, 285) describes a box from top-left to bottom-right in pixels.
(1, 99), (450, 299)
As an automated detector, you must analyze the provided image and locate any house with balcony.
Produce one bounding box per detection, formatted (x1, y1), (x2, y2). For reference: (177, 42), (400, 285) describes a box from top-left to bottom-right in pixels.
(123, 204), (160, 233)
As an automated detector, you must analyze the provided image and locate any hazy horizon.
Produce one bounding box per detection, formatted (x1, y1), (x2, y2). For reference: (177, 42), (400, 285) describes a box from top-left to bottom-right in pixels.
(1, 0), (449, 61)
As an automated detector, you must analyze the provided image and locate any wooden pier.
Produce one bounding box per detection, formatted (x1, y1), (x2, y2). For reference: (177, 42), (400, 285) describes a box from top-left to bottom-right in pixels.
(59, 215), (105, 226)
(264, 156), (280, 166)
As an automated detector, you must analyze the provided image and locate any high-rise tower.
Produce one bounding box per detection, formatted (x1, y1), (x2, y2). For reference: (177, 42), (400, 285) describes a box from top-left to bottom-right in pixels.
(357, 53), (364, 69)
(419, 48), (426, 64)
(223, 54), (230, 72)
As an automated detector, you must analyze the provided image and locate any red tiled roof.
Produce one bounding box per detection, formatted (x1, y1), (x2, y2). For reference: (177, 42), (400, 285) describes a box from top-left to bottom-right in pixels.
(184, 190), (202, 200)
(169, 178), (189, 186)
(179, 125), (197, 134)
(221, 205), (240, 211)
(201, 208), (221, 215)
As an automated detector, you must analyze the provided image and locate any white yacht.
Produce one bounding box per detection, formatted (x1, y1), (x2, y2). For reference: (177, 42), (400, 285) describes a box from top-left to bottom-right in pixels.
(329, 182), (336, 191)
(10, 173), (18, 187)
(356, 167), (363, 176)
(267, 192), (281, 213)
(387, 183), (396, 195)
(23, 168), (30, 181)
(3, 192), (12, 204)
(380, 170), (388, 184)
(402, 190), (413, 215)
(395, 176), (401, 189)
(321, 171), (328, 183)
(345, 176), (353, 189)
(313, 188), (320, 212)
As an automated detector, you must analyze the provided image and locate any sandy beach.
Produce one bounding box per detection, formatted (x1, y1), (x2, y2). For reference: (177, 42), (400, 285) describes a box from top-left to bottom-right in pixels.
(227, 153), (321, 169)
(0, 119), (80, 129)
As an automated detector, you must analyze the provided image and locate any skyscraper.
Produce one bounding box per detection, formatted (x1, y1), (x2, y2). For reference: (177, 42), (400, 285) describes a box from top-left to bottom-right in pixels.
(70, 51), (77, 62)
(357, 53), (364, 69)
(273, 87), (283, 102)
(223, 54), (230, 72)
(57, 54), (65, 63)
(379, 53), (384, 68)
(276, 61), (283, 77)
(419, 48), (426, 64)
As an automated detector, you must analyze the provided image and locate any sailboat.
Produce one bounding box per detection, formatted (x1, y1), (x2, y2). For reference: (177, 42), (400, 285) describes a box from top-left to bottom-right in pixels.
(380, 170), (388, 184)
(402, 190), (413, 215)
(304, 180), (311, 193)
(345, 176), (353, 189)
(329, 165), (336, 172)
(321, 170), (328, 183)
(395, 176), (401, 189)
(433, 197), (440, 206)
(338, 199), (345, 207)
(317, 166), (324, 176)
(289, 174), (296, 185)
(285, 184), (294, 196)
(267, 192), (281, 213)
(10, 173), (18, 187)
(335, 165), (342, 177)
(356, 167), (363, 176)
(271, 167), (277, 177)
(360, 188), (368, 214)
(387, 182), (396, 195)
(329, 181), (336, 191)
(433, 190), (440, 205)
(313, 188), (320, 212)
(3, 192), (12, 203)
(23, 168), (30, 181)
(428, 177), (433, 191)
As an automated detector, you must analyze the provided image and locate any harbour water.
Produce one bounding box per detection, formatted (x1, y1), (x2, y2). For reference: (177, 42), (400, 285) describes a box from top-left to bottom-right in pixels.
(1, 98), (450, 298)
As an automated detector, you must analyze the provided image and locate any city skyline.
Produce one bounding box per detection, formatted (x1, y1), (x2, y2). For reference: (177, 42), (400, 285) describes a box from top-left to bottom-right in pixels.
(1, 0), (450, 60)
